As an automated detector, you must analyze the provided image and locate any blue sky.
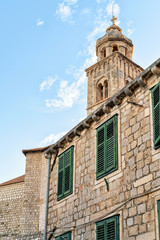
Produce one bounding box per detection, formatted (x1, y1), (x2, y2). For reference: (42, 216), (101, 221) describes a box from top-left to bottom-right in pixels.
(1, 0), (160, 183)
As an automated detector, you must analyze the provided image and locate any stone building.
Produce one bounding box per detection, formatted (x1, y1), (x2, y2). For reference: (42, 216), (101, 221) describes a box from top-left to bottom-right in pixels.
(1, 17), (160, 240)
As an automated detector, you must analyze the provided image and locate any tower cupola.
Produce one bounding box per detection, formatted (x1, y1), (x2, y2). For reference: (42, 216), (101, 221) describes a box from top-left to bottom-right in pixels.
(85, 17), (143, 115)
(96, 16), (133, 61)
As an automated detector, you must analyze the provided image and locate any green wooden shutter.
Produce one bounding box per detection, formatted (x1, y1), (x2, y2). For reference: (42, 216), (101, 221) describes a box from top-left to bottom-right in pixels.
(57, 147), (73, 201)
(97, 115), (118, 179)
(57, 155), (64, 199)
(96, 221), (105, 240)
(106, 215), (119, 240)
(157, 200), (160, 239)
(152, 82), (160, 147)
(106, 118), (115, 172)
(96, 215), (119, 240)
(64, 148), (73, 195)
(97, 125), (105, 178)
(56, 232), (71, 240)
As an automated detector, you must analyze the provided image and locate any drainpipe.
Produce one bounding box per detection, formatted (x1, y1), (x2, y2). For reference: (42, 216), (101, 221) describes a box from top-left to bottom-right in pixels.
(44, 153), (52, 240)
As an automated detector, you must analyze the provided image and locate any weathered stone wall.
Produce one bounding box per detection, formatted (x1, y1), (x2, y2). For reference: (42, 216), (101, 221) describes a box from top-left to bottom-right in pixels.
(47, 74), (160, 240)
(0, 150), (48, 240)
(0, 182), (24, 238)
(21, 151), (47, 237)
(86, 52), (142, 115)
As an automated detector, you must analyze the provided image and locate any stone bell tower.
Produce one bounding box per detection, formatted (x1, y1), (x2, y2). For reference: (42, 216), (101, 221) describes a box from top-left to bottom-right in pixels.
(85, 17), (143, 115)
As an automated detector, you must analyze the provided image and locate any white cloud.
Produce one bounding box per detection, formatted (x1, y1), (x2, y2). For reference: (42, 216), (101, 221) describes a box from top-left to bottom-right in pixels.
(127, 21), (135, 37)
(37, 19), (44, 26)
(40, 76), (57, 91)
(106, 0), (120, 17)
(127, 28), (135, 37)
(56, 0), (78, 22)
(64, 0), (78, 4)
(56, 3), (72, 21)
(39, 131), (67, 147)
(46, 1), (121, 110)
(46, 81), (80, 108)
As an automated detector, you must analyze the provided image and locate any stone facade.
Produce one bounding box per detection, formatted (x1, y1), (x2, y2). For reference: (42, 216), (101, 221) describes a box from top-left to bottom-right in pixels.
(1, 19), (160, 240)
(0, 179), (24, 238)
(45, 71), (160, 240)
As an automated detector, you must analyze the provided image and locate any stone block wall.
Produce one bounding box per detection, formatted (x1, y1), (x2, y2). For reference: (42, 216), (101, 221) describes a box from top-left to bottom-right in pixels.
(47, 74), (160, 240)
(21, 151), (47, 236)
(0, 182), (24, 238)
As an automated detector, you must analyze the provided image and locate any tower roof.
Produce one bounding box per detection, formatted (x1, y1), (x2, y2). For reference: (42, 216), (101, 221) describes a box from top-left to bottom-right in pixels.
(96, 17), (133, 55)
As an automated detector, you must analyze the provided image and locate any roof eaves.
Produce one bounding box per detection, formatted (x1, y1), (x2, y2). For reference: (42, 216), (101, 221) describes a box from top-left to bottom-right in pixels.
(43, 58), (160, 157)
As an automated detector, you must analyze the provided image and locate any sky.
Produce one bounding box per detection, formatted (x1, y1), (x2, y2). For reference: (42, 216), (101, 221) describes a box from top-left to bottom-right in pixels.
(0, 0), (160, 183)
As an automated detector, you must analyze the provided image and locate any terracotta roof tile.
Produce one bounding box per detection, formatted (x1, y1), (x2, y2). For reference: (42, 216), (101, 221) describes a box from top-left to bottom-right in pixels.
(0, 175), (25, 186)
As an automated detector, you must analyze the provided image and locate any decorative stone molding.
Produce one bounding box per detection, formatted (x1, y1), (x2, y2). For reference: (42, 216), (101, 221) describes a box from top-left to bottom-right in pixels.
(82, 121), (90, 129)
(57, 142), (64, 149)
(66, 135), (72, 143)
(124, 86), (133, 96)
(92, 114), (100, 122)
(137, 78), (146, 87)
(102, 105), (111, 114)
(113, 96), (122, 105)
(74, 129), (81, 137)
(151, 65), (160, 76)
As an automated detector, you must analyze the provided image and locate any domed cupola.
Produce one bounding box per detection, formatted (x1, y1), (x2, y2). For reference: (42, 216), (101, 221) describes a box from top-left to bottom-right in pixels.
(85, 16), (143, 116)
(96, 16), (133, 61)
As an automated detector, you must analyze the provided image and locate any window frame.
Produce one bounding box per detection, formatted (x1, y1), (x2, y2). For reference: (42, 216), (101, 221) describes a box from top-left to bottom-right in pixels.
(96, 114), (118, 180)
(55, 231), (71, 240)
(151, 81), (160, 149)
(96, 215), (119, 240)
(57, 146), (74, 201)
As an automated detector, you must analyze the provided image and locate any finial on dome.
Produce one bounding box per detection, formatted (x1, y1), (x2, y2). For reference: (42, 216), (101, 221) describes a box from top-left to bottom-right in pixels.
(111, 16), (117, 25)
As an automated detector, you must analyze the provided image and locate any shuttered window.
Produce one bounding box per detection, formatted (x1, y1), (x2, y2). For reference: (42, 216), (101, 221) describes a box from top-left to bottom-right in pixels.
(157, 200), (160, 239)
(57, 147), (74, 201)
(96, 115), (118, 179)
(55, 231), (71, 240)
(152, 81), (160, 148)
(96, 215), (119, 240)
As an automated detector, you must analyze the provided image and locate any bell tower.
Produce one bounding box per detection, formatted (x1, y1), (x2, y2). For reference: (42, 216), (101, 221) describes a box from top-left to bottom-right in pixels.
(85, 17), (143, 115)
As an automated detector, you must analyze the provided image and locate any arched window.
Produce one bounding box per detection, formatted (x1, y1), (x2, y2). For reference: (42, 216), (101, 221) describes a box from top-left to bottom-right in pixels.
(97, 83), (103, 102)
(100, 85), (103, 99)
(102, 48), (106, 58)
(112, 45), (118, 52)
(125, 48), (128, 57)
(104, 81), (108, 98)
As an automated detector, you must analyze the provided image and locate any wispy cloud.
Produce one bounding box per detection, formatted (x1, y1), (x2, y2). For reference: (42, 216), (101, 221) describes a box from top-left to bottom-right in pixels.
(56, 0), (78, 22)
(40, 76), (57, 91)
(127, 21), (135, 37)
(37, 19), (44, 27)
(46, 1), (120, 110)
(127, 28), (135, 37)
(39, 131), (67, 147)
(106, 0), (120, 17)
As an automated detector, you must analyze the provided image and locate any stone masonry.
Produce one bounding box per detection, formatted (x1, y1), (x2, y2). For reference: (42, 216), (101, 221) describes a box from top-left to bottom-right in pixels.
(45, 71), (160, 239)
(0, 19), (160, 240)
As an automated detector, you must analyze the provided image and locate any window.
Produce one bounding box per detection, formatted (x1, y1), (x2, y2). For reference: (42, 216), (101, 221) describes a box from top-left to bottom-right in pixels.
(104, 81), (108, 98)
(57, 147), (74, 201)
(102, 47), (106, 58)
(112, 45), (118, 52)
(158, 200), (160, 239)
(96, 215), (119, 240)
(96, 115), (118, 179)
(151, 81), (160, 149)
(55, 232), (71, 240)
